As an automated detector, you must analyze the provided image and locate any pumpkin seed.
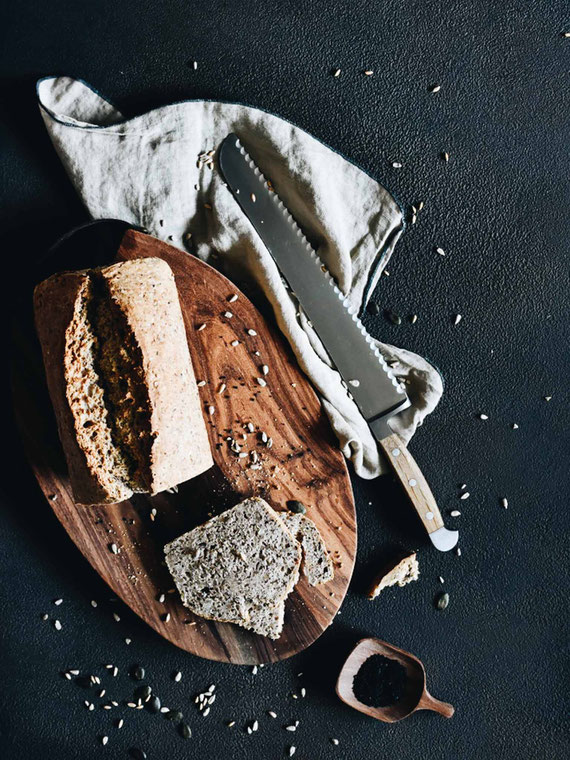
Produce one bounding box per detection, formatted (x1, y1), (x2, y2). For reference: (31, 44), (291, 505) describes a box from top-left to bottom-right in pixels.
(146, 695), (161, 713)
(436, 592), (449, 610)
(166, 710), (184, 722)
(134, 685), (151, 701)
(179, 723), (192, 739)
(384, 309), (402, 325)
(131, 665), (145, 681)
(287, 500), (306, 514)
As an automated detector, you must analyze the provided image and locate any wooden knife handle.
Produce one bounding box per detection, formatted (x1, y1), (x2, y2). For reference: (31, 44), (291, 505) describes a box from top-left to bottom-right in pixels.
(377, 433), (444, 534)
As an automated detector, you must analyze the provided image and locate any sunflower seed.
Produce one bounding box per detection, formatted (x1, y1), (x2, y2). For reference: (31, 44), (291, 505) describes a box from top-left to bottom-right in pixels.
(436, 592), (449, 610)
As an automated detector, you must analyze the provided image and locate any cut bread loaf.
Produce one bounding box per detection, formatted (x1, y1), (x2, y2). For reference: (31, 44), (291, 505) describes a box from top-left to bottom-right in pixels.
(281, 513), (334, 586)
(367, 552), (419, 599)
(34, 257), (213, 505)
(164, 498), (301, 639)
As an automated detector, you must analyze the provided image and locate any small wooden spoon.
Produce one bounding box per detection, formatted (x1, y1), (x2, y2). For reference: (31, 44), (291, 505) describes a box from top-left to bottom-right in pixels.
(336, 638), (455, 722)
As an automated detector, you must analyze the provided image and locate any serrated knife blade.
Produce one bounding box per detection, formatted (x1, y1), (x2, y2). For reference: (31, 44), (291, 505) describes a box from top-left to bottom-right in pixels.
(218, 133), (458, 552)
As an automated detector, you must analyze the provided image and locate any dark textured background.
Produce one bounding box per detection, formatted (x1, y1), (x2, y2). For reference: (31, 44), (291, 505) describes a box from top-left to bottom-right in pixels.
(1, 1), (569, 758)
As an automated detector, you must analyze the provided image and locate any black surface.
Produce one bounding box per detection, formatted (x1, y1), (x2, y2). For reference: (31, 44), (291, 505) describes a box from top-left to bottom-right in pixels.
(1, 1), (569, 758)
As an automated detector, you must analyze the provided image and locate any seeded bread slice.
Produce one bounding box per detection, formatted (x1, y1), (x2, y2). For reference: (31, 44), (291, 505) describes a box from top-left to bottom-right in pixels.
(164, 498), (301, 638)
(367, 552), (419, 599)
(281, 513), (334, 586)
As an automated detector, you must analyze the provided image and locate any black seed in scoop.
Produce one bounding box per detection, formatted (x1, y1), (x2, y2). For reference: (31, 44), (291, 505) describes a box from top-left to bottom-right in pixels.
(146, 695), (161, 713)
(134, 685), (151, 701)
(287, 500), (306, 514)
(366, 301), (381, 315)
(352, 654), (407, 707)
(166, 710), (183, 722)
(131, 665), (145, 681)
(128, 749), (147, 760)
(178, 722), (192, 739)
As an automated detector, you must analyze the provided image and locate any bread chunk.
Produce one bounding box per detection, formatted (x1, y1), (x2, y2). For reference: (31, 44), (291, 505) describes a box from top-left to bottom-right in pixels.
(281, 513), (334, 586)
(367, 552), (419, 599)
(34, 258), (213, 505)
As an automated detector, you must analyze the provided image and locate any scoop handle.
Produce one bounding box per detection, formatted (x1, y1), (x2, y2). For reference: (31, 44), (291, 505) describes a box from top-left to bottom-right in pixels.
(417, 690), (455, 718)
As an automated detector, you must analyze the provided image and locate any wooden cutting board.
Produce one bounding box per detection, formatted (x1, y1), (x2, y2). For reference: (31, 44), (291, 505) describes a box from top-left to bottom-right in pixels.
(12, 228), (356, 665)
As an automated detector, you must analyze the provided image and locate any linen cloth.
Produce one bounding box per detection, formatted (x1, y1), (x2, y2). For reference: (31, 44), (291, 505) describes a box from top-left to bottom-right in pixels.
(37, 76), (443, 478)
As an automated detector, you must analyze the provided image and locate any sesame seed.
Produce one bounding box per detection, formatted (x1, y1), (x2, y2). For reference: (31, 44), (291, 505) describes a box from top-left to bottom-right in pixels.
(544, 395), (552, 401)
(113, 613), (121, 622)
(231, 340), (240, 346)
(391, 161), (402, 169)
(439, 576), (445, 583)
(228, 294), (239, 302)
(460, 492), (470, 500)
(331, 738), (339, 745)
(109, 543), (119, 554)
(118, 719), (124, 728)
(250, 193), (256, 202)
(203, 707), (210, 717)
(429, 84), (441, 92)
(251, 665), (258, 674)
(253, 720), (259, 731)
(268, 711), (277, 718)
(217, 383), (226, 394)
(163, 613), (171, 623)
(512, 423), (519, 429)
(442, 151), (450, 162)
(247, 328), (257, 336)
(193, 60), (198, 69)
(450, 510), (461, 517)
(41, 613), (48, 620)
(228, 721), (235, 727)
(333, 68), (341, 77)
(208, 406), (215, 415)
(113, 667), (118, 677)
(125, 638), (131, 645)
(247, 422), (255, 432)
(301, 687), (306, 697)
(454, 314), (462, 325)
(256, 377), (267, 387)
(101, 736), (108, 746)
(174, 671), (182, 682)
(348, 379), (360, 387)
(197, 323), (207, 331)
(224, 311), (233, 318)
(456, 547), (462, 556)
(364, 69), (374, 75)
(501, 498), (508, 509)
(261, 365), (269, 375)
(289, 747), (296, 757)
(54, 598), (63, 606)
(286, 725), (297, 731)
(54, 619), (62, 630)
(479, 413), (488, 420)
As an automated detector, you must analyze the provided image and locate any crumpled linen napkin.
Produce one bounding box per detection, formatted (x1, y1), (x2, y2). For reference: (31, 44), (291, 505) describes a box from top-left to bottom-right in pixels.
(37, 76), (443, 478)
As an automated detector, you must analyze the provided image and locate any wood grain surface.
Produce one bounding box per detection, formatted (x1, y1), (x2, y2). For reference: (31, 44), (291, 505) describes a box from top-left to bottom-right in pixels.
(12, 229), (356, 664)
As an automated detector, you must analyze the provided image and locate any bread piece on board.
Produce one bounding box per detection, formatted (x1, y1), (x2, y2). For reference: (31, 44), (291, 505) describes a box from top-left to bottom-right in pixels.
(367, 552), (419, 599)
(281, 513), (334, 586)
(34, 258), (213, 505)
(164, 498), (301, 639)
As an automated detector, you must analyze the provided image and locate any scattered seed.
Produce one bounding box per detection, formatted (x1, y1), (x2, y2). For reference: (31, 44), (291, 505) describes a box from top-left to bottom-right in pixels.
(230, 340), (240, 346)
(364, 70), (374, 76)
(179, 723), (192, 739)
(450, 510), (461, 517)
(227, 721), (236, 727)
(512, 423), (519, 429)
(54, 619), (62, 631)
(439, 576), (445, 584)
(261, 364), (269, 376)
(286, 725), (297, 732)
(460, 492), (470, 500)
(436, 592), (449, 610)
(289, 747), (296, 757)
(456, 547), (462, 556)
(131, 666), (145, 681)
(331, 738), (339, 745)
(429, 83), (441, 92)
(287, 500), (306, 514)
(128, 750), (147, 760)
(544, 395), (552, 401)
(197, 323), (207, 332)
(173, 671), (182, 682)
(410, 314), (418, 324)
(113, 613), (121, 622)
(125, 638), (132, 645)
(208, 406), (215, 415)
(101, 736), (108, 746)
(268, 711), (277, 718)
(253, 720), (259, 731)
(435, 247), (446, 256)
(442, 151), (449, 162)
(479, 413), (488, 420)
(247, 328), (257, 336)
(54, 598), (63, 606)
(203, 707), (210, 717)
(391, 161), (402, 169)
(348, 379), (360, 387)
(217, 383), (226, 394)
(252, 665), (258, 675)
(333, 68), (341, 77)
(301, 687), (306, 697)
(501, 497), (508, 509)
(109, 543), (119, 554)
(134, 685), (151, 701)
(197, 380), (206, 387)
(41, 613), (48, 621)
(454, 314), (462, 325)
(223, 311), (233, 319)
(163, 613), (171, 623)
(384, 309), (402, 325)
(256, 377), (267, 387)
(146, 695), (161, 713)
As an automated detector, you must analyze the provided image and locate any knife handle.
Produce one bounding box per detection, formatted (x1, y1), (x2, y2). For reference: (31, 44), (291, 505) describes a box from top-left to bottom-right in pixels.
(378, 433), (444, 534)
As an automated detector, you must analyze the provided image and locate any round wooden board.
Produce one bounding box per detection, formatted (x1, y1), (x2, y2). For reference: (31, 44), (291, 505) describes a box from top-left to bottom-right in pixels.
(12, 228), (356, 665)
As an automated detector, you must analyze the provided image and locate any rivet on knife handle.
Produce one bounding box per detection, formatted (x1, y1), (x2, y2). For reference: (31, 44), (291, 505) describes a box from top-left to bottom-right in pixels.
(218, 133), (459, 552)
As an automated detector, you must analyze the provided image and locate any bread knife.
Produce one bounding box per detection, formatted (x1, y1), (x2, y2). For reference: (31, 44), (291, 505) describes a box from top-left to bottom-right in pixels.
(218, 133), (458, 552)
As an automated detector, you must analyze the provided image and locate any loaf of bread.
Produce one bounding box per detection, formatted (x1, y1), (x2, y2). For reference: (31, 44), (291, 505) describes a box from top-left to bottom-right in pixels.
(281, 513), (334, 586)
(164, 498), (301, 638)
(34, 257), (213, 505)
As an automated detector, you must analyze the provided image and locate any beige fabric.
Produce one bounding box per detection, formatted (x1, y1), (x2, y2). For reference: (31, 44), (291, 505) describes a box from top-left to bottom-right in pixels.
(37, 76), (443, 477)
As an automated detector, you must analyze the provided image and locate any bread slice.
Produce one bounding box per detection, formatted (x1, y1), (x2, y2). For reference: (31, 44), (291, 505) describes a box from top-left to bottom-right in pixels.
(281, 513), (334, 586)
(367, 552), (419, 599)
(34, 258), (213, 505)
(164, 498), (301, 638)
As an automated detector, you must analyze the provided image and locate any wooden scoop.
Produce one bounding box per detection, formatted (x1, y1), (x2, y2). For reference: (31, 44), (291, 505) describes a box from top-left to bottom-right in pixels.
(336, 638), (455, 722)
